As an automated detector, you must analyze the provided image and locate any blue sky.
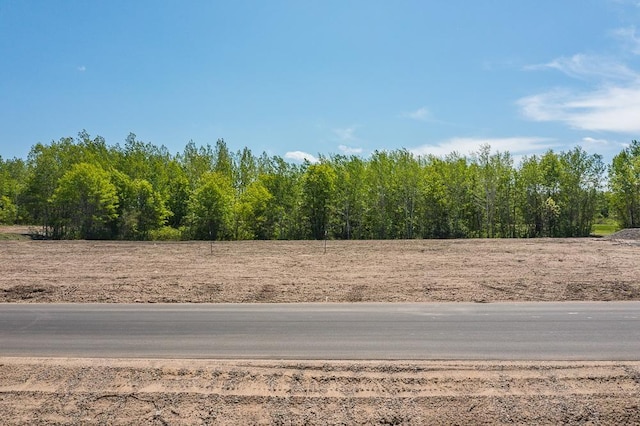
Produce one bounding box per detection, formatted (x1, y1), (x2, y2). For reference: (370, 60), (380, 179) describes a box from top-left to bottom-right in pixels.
(1, 0), (640, 164)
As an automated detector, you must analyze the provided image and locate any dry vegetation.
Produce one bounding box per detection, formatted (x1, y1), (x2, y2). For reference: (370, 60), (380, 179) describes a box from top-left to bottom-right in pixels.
(2, 226), (640, 424)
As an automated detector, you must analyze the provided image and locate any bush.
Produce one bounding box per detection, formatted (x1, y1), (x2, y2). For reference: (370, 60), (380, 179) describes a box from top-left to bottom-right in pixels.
(0, 195), (17, 224)
(148, 226), (183, 241)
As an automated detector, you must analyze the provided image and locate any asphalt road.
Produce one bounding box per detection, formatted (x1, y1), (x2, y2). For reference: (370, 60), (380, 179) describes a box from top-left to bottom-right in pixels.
(1, 302), (639, 360)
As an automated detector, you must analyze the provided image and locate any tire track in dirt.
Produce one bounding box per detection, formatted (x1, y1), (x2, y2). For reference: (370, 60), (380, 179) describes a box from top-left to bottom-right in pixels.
(2, 359), (640, 425)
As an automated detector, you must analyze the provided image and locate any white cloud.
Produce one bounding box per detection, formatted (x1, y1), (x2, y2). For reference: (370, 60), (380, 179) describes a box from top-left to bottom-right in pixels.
(518, 85), (640, 133)
(520, 26), (640, 135)
(402, 107), (431, 121)
(338, 144), (363, 154)
(582, 136), (610, 146)
(284, 151), (318, 163)
(526, 54), (638, 81)
(410, 137), (555, 158)
(77, 65), (86, 72)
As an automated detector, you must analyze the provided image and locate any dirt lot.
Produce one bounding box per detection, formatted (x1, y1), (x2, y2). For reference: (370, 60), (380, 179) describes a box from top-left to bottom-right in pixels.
(1, 230), (640, 304)
(2, 227), (640, 424)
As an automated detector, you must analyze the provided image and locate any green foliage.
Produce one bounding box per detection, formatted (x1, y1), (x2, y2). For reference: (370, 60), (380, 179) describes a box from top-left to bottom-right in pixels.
(1, 131), (623, 240)
(0, 195), (17, 224)
(50, 163), (118, 239)
(112, 171), (170, 239)
(591, 220), (619, 237)
(609, 140), (640, 228)
(186, 171), (234, 240)
(148, 226), (184, 241)
(236, 178), (274, 239)
(302, 162), (336, 239)
(0, 155), (26, 224)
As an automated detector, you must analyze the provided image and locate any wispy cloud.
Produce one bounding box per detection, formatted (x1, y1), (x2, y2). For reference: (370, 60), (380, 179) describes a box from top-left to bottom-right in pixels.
(285, 150), (318, 163)
(518, 85), (640, 133)
(402, 107), (431, 121)
(519, 24), (640, 135)
(525, 54), (638, 81)
(612, 26), (640, 54)
(77, 65), (86, 72)
(338, 144), (363, 154)
(410, 137), (555, 158)
(333, 126), (358, 142)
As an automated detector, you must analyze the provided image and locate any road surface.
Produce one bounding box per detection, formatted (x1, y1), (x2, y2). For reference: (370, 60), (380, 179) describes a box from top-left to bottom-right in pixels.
(1, 302), (639, 360)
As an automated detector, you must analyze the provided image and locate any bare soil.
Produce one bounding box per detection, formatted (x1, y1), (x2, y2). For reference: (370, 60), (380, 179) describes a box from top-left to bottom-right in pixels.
(1, 233), (640, 304)
(1, 358), (639, 425)
(2, 227), (640, 424)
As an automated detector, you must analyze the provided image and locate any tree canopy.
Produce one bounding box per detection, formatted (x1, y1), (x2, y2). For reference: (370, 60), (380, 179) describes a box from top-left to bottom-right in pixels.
(0, 131), (631, 240)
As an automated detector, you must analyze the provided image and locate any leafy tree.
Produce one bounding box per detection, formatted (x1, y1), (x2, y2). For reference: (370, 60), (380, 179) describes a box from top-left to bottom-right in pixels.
(50, 163), (118, 239)
(180, 140), (214, 189)
(557, 147), (603, 236)
(112, 171), (169, 240)
(2, 132), (617, 240)
(21, 138), (80, 235)
(259, 155), (304, 239)
(329, 155), (366, 239)
(236, 178), (273, 239)
(164, 160), (190, 228)
(473, 145), (515, 237)
(0, 156), (26, 224)
(362, 151), (395, 238)
(214, 138), (234, 184)
(236, 146), (257, 192)
(0, 195), (17, 224)
(515, 155), (544, 237)
(186, 171), (233, 240)
(609, 140), (640, 228)
(417, 156), (452, 238)
(302, 162), (336, 239)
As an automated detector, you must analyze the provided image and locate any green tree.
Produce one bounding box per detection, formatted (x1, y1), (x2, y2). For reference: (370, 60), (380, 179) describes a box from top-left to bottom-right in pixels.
(214, 138), (234, 184)
(0, 195), (17, 224)
(164, 160), (190, 228)
(302, 162), (336, 239)
(329, 155), (366, 239)
(180, 141), (214, 189)
(22, 138), (82, 235)
(473, 145), (515, 237)
(609, 140), (640, 228)
(112, 171), (169, 240)
(186, 172), (234, 240)
(362, 151), (395, 238)
(50, 163), (118, 239)
(0, 156), (26, 224)
(417, 156), (451, 238)
(259, 155), (304, 239)
(236, 178), (273, 239)
(557, 147), (603, 236)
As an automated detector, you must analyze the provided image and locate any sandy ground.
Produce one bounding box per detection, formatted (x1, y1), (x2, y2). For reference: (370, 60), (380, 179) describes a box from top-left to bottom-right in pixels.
(2, 358), (639, 425)
(2, 227), (640, 424)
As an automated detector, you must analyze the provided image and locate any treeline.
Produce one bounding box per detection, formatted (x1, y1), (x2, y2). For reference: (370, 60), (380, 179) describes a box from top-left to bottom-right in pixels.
(1, 131), (639, 240)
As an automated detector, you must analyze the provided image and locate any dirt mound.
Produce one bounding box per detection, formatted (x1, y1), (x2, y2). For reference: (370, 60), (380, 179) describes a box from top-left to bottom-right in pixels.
(607, 228), (640, 240)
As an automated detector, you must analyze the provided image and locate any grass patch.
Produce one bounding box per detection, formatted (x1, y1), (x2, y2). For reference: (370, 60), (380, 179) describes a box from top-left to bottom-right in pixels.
(0, 232), (30, 241)
(591, 221), (619, 237)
